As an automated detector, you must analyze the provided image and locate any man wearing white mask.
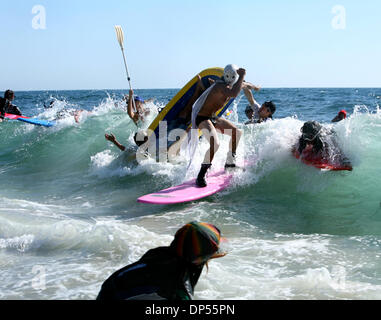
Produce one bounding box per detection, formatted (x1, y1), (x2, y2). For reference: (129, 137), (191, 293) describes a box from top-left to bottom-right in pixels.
(189, 64), (246, 187)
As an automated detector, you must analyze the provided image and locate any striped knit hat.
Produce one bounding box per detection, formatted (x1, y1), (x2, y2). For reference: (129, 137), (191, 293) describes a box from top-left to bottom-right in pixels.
(170, 221), (225, 265)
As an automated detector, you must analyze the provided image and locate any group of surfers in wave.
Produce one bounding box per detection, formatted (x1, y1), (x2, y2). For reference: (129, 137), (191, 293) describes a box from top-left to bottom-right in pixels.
(103, 64), (352, 186)
(1, 64), (351, 182)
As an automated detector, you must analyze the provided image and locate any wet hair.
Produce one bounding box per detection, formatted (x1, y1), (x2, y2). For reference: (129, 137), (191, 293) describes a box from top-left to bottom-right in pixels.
(4, 90), (14, 100)
(133, 132), (148, 147)
(263, 101), (276, 114)
(298, 121), (324, 154)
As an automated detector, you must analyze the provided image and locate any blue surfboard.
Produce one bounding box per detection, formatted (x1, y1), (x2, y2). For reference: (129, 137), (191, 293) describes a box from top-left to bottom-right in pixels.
(17, 117), (56, 128)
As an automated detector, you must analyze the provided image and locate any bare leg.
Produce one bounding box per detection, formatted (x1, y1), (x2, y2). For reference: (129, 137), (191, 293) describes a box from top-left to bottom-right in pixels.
(199, 120), (220, 164)
(195, 120), (220, 187)
(214, 118), (242, 166)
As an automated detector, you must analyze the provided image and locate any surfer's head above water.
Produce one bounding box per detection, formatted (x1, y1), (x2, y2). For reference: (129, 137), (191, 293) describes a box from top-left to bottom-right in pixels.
(245, 101), (276, 123)
(332, 110), (347, 123)
(223, 64), (239, 86)
(4, 90), (14, 101)
(260, 101), (276, 119)
(170, 221), (226, 266)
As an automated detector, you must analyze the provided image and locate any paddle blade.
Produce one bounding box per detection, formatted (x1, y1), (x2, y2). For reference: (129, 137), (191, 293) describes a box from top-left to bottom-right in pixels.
(114, 25), (124, 49)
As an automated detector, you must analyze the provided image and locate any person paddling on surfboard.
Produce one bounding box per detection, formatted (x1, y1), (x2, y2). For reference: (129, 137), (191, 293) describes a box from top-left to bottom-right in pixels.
(0, 90), (22, 122)
(243, 85), (276, 124)
(189, 64), (245, 188)
(96, 221), (227, 300)
(292, 121), (352, 169)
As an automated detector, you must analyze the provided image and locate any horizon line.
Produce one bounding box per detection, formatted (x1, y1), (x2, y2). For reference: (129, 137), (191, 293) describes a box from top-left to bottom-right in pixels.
(5, 86), (381, 92)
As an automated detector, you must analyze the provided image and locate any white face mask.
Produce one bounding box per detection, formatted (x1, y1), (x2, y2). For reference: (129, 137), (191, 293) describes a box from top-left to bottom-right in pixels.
(223, 64), (239, 86)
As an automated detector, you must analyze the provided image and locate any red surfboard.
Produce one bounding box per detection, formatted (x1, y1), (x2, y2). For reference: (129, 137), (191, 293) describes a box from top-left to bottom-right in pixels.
(292, 147), (352, 171)
(4, 113), (28, 120)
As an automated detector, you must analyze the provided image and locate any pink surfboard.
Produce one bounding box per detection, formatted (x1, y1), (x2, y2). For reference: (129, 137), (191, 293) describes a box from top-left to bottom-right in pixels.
(137, 169), (233, 205)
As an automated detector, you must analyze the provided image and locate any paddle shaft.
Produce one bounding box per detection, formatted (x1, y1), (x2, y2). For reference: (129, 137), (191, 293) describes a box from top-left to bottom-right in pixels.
(120, 47), (137, 113)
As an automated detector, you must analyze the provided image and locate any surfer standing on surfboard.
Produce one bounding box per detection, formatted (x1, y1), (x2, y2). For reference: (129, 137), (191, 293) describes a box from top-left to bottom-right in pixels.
(188, 64), (246, 188)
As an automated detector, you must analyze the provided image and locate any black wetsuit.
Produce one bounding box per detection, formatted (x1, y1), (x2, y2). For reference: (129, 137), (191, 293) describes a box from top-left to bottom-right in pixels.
(96, 246), (203, 301)
(0, 98), (22, 118)
(297, 127), (351, 167)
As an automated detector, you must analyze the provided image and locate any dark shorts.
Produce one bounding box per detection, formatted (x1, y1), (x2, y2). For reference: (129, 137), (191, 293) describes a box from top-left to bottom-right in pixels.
(195, 116), (217, 128)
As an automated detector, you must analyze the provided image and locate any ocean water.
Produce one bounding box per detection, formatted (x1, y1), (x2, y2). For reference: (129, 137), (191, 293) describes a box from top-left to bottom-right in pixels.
(0, 88), (380, 300)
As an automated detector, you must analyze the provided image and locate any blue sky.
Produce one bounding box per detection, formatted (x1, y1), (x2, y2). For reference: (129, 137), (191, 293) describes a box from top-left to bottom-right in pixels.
(0, 0), (380, 90)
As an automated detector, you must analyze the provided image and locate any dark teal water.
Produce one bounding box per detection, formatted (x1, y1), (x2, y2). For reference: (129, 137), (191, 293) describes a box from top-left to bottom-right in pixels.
(0, 88), (380, 299)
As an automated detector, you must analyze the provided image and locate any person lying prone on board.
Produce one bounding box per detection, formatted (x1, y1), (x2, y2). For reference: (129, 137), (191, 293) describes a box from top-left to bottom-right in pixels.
(125, 89), (154, 126)
(292, 120), (352, 168)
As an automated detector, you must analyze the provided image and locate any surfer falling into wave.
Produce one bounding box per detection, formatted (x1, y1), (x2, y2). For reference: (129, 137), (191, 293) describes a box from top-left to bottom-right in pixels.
(188, 64), (246, 188)
(243, 85), (276, 124)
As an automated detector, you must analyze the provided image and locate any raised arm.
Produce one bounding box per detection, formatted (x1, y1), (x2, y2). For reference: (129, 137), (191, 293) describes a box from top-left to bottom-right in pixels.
(222, 68), (246, 98)
(242, 81), (261, 91)
(127, 90), (139, 124)
(242, 80), (262, 110)
(243, 87), (257, 107)
(105, 133), (126, 151)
